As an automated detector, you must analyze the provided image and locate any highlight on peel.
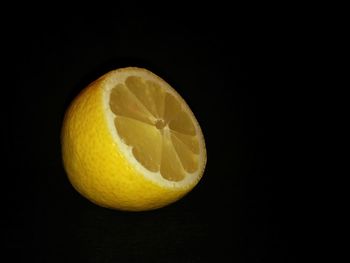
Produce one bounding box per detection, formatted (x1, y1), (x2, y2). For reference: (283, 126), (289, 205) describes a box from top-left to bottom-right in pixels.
(61, 67), (206, 211)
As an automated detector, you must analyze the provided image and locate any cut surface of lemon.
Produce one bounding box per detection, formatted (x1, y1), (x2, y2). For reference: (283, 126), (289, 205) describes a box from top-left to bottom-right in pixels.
(61, 67), (206, 211)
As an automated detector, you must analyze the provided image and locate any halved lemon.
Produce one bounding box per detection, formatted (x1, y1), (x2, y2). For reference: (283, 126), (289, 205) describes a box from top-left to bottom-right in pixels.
(61, 67), (206, 211)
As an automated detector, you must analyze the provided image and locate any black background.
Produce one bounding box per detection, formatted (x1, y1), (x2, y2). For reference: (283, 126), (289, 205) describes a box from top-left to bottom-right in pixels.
(3, 9), (295, 263)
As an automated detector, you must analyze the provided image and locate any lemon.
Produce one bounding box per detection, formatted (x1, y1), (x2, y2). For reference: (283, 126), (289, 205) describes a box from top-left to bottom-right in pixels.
(61, 67), (206, 211)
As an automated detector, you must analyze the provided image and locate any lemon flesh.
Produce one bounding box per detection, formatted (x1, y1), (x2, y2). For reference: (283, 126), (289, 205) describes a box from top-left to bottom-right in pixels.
(61, 67), (206, 211)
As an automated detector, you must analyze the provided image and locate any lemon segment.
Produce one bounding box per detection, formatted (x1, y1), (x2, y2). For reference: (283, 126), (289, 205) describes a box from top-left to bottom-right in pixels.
(114, 115), (162, 172)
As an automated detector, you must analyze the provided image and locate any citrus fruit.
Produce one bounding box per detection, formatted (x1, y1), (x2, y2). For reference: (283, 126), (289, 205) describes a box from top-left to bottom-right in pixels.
(61, 67), (206, 211)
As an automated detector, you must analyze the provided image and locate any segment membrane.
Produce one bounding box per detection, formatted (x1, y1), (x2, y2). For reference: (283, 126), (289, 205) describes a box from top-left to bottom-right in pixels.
(110, 84), (154, 125)
(168, 111), (196, 135)
(170, 130), (200, 154)
(160, 133), (185, 181)
(126, 76), (159, 117)
(171, 133), (198, 173)
(114, 116), (162, 172)
(146, 80), (165, 118)
(163, 93), (182, 122)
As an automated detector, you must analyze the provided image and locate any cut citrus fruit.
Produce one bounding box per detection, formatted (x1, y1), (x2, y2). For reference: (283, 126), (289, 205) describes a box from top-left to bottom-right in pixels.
(61, 67), (206, 211)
